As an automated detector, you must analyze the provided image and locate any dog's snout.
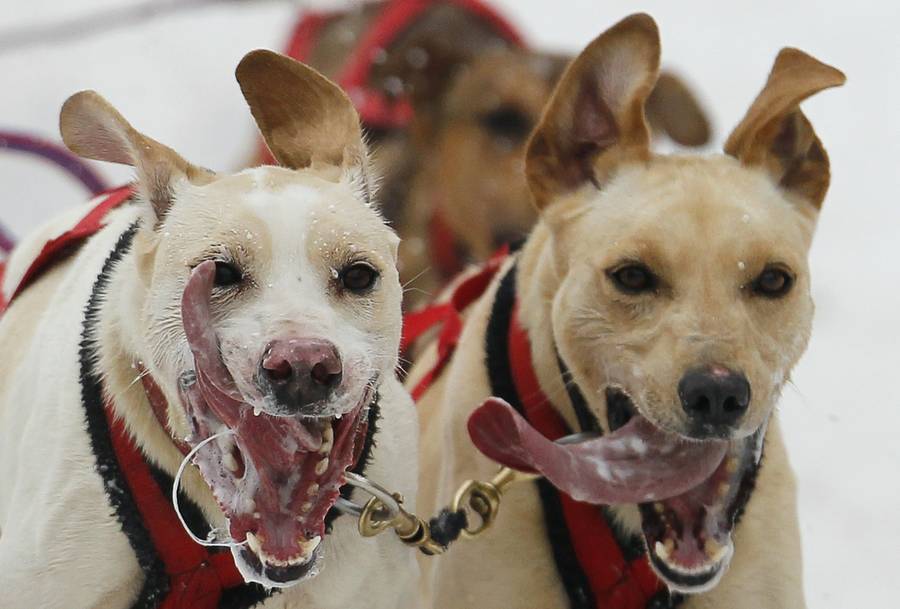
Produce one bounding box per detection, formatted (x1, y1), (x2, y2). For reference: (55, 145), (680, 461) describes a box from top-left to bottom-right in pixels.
(678, 366), (750, 432)
(261, 338), (342, 412)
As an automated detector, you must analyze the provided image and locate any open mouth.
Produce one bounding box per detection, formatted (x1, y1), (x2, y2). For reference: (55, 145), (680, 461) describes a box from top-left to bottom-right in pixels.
(178, 261), (375, 587)
(467, 388), (765, 594)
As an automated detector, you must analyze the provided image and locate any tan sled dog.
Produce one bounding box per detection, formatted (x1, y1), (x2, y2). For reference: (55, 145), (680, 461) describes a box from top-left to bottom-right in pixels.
(411, 14), (844, 609)
(0, 51), (418, 609)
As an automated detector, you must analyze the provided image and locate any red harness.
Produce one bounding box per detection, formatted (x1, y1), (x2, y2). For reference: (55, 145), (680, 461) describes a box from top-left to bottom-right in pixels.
(0, 187), (256, 609)
(403, 255), (673, 609)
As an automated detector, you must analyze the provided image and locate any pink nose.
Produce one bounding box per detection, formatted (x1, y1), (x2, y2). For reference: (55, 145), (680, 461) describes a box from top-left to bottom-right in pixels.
(261, 338), (342, 412)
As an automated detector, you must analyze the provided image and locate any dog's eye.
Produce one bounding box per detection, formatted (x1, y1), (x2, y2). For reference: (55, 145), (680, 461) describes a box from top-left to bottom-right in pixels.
(609, 264), (657, 295)
(479, 106), (532, 141)
(213, 261), (243, 287)
(752, 266), (794, 298)
(340, 262), (378, 294)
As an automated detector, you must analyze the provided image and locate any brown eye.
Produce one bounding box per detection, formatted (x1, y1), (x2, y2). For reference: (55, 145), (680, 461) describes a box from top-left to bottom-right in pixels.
(609, 264), (657, 295)
(752, 266), (794, 298)
(213, 261), (242, 287)
(340, 262), (378, 294)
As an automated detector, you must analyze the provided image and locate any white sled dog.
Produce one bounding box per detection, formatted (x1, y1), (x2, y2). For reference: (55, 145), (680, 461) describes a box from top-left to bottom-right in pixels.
(0, 50), (418, 609)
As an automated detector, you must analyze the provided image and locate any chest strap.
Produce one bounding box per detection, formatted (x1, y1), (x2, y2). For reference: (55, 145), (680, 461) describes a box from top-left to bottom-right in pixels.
(485, 264), (680, 609)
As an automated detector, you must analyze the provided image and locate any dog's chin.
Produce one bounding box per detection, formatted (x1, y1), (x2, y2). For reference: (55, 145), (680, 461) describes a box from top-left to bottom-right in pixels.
(606, 388), (766, 594)
(233, 541), (325, 588)
(178, 370), (376, 588)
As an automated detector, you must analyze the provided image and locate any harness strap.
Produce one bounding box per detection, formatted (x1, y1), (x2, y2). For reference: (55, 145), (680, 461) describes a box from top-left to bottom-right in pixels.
(277, 0), (524, 133)
(402, 245), (508, 401)
(0, 185), (133, 313)
(507, 302), (669, 609)
(104, 401), (246, 609)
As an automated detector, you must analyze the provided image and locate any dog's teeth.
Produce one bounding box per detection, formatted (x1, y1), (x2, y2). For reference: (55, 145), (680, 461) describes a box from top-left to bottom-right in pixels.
(704, 538), (728, 562)
(320, 427), (334, 454)
(223, 453), (239, 473)
(307, 483), (320, 496)
(253, 512), (261, 519)
(246, 532), (263, 555)
(718, 482), (731, 497)
(315, 458), (329, 476)
(300, 502), (313, 514)
(253, 405), (262, 417)
(654, 502), (665, 514)
(726, 458), (739, 474)
(298, 535), (321, 556)
(655, 540), (671, 560)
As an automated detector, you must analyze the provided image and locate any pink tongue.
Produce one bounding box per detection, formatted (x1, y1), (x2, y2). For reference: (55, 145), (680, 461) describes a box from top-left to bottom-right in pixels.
(182, 261), (244, 406)
(467, 397), (728, 504)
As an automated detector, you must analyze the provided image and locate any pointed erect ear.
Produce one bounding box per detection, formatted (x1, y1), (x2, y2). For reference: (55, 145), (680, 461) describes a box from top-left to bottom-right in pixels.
(60, 90), (213, 221)
(236, 50), (366, 172)
(525, 13), (661, 210)
(725, 48), (845, 209)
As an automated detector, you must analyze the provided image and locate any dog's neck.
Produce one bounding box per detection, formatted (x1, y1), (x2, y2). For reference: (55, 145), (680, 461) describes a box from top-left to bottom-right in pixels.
(516, 221), (585, 433)
(95, 231), (227, 527)
(516, 219), (644, 534)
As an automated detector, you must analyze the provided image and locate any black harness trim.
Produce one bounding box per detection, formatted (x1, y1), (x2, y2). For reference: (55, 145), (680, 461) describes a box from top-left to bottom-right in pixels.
(79, 224), (281, 608)
(484, 262), (595, 609)
(484, 260), (681, 609)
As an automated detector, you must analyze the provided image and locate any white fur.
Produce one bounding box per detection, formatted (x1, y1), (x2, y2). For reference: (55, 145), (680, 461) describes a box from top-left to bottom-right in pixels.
(0, 167), (419, 609)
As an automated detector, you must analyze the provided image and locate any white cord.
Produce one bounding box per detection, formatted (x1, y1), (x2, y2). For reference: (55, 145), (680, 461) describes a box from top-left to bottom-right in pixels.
(171, 428), (247, 549)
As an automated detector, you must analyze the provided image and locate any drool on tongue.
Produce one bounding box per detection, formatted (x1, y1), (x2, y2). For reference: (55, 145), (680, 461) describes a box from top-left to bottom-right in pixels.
(180, 261), (365, 562)
(467, 397), (728, 504)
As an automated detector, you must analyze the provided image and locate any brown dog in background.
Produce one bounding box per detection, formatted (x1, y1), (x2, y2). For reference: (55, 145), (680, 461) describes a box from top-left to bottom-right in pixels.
(409, 13), (844, 609)
(257, 1), (711, 305)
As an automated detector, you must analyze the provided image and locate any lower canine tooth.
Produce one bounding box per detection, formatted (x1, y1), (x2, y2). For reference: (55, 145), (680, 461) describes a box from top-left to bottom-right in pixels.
(223, 453), (239, 473)
(246, 532), (262, 555)
(705, 538), (728, 562)
(307, 483), (320, 496)
(299, 535), (321, 556)
(655, 540), (671, 560)
(718, 482), (731, 497)
(300, 502), (312, 513)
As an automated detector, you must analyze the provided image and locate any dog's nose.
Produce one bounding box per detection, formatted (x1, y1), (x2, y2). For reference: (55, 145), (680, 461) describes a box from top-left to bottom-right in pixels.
(678, 366), (750, 431)
(261, 338), (342, 412)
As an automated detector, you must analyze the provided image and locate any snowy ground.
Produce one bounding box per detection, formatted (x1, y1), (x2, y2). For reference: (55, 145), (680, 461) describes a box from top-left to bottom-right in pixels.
(2, 0), (898, 605)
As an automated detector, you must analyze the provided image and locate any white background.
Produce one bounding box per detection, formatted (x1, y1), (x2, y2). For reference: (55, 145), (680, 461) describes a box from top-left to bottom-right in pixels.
(1, 1), (898, 605)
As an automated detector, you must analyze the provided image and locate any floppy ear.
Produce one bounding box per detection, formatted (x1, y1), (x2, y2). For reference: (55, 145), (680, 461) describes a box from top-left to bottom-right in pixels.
(724, 48), (845, 209)
(236, 49), (365, 173)
(60, 90), (213, 220)
(525, 13), (661, 209)
(646, 71), (712, 147)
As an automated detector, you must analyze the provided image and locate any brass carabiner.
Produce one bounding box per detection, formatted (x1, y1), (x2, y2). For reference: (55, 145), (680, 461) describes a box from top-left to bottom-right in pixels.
(450, 467), (539, 538)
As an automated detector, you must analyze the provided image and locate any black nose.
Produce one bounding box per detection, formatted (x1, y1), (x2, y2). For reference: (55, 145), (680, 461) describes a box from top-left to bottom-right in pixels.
(678, 366), (750, 432)
(260, 338), (342, 413)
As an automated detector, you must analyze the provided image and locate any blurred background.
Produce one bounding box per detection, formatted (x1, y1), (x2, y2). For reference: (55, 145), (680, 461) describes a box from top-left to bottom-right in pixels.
(1, 0), (897, 605)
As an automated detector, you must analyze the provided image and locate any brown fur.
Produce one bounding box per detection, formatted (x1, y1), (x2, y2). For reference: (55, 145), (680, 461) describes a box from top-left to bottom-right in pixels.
(258, 2), (712, 306)
(411, 13), (844, 608)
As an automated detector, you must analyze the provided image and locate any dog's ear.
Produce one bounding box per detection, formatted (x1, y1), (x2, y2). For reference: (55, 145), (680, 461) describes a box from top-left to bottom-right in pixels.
(236, 50), (365, 173)
(525, 13), (660, 209)
(646, 71), (711, 147)
(725, 48), (845, 209)
(60, 90), (213, 220)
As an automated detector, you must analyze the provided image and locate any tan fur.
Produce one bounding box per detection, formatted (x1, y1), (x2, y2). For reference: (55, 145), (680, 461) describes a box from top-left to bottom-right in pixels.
(412, 13), (843, 608)
(255, 2), (712, 306)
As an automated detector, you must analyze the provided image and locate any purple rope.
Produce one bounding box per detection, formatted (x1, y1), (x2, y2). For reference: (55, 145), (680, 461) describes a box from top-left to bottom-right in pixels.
(0, 130), (109, 254)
